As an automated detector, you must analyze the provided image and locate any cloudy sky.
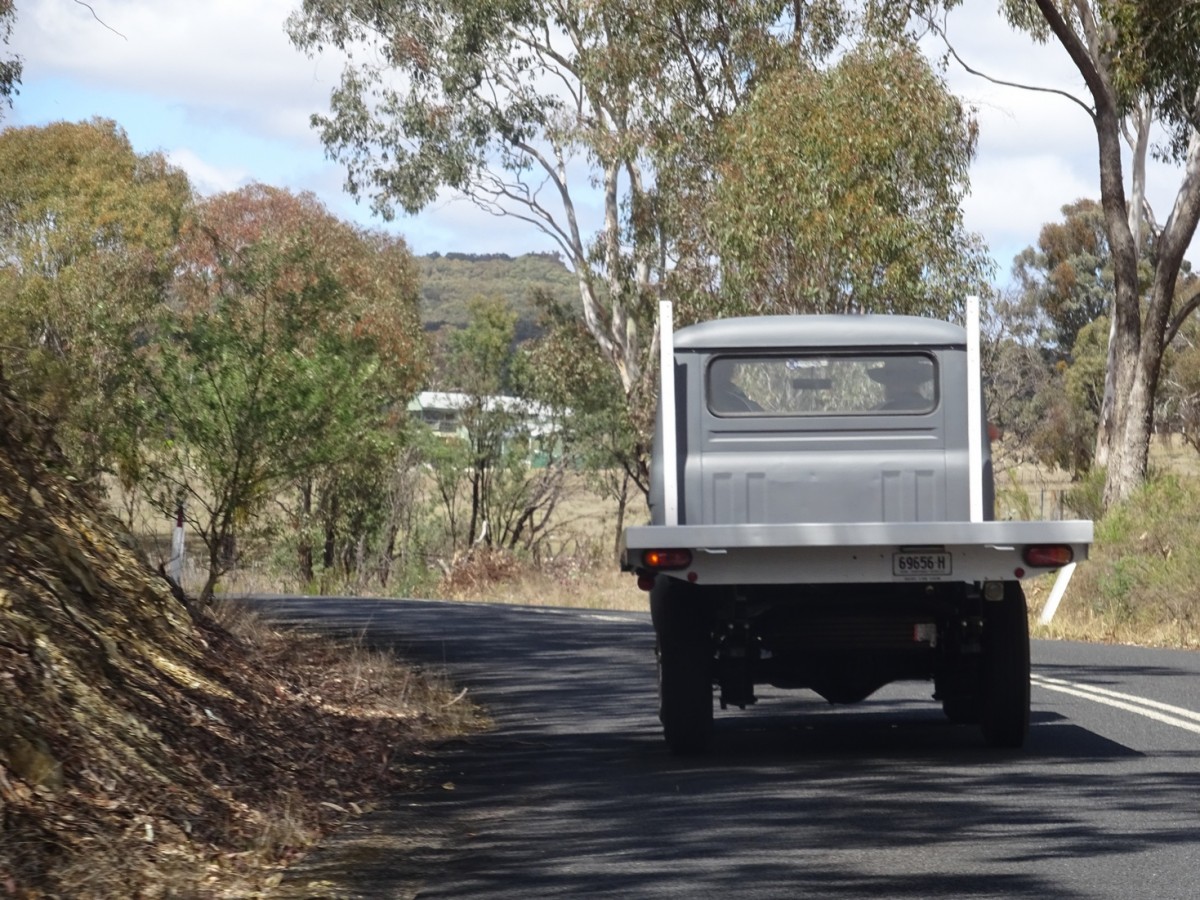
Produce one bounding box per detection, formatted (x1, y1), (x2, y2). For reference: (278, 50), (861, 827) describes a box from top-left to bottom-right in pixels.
(7, 1), (1194, 282)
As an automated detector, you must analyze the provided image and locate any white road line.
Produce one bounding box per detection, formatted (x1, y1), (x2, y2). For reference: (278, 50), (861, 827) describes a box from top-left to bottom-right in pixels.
(1032, 674), (1200, 735)
(521, 608), (640, 622)
(1033, 674), (1200, 723)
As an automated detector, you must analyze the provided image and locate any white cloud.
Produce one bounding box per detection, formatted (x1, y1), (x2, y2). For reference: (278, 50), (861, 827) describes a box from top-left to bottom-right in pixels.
(964, 153), (1096, 270)
(917, 7), (1196, 272)
(164, 147), (251, 197)
(15, 0), (337, 147)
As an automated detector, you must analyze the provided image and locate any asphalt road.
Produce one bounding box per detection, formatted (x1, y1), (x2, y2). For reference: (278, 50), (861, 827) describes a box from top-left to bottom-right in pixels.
(245, 596), (1200, 899)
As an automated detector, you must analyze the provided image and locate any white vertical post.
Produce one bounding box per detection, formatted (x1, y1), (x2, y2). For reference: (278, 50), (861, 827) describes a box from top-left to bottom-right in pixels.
(1038, 562), (1077, 624)
(169, 501), (185, 585)
(966, 296), (984, 523)
(659, 300), (679, 526)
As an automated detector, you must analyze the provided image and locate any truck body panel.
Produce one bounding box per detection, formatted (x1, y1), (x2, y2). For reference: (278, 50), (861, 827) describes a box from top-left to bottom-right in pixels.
(622, 519), (1092, 585)
(626, 305), (1092, 754)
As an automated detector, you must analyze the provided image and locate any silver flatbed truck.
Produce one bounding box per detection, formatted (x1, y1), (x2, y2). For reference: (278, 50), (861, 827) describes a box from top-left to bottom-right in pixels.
(620, 300), (1092, 754)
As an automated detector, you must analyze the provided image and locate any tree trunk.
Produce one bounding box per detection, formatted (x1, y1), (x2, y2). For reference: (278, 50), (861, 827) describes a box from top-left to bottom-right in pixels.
(1033, 0), (1200, 509)
(1109, 129), (1200, 504)
(200, 529), (226, 605)
(322, 492), (338, 570)
(1093, 315), (1118, 470)
(297, 479), (314, 583)
(1108, 357), (1156, 504)
(1092, 100), (1143, 505)
(611, 469), (630, 565)
(468, 460), (483, 547)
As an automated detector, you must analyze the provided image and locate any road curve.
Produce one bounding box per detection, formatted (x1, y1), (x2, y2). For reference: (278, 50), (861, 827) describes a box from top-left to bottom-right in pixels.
(244, 596), (1200, 900)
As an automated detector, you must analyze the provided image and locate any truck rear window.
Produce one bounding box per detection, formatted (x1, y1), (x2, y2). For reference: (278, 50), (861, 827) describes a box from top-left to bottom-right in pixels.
(707, 353), (937, 416)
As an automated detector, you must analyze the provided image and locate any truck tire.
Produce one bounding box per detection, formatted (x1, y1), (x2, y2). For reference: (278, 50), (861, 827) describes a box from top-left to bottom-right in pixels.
(658, 635), (713, 755)
(941, 691), (980, 725)
(651, 579), (713, 755)
(979, 581), (1030, 748)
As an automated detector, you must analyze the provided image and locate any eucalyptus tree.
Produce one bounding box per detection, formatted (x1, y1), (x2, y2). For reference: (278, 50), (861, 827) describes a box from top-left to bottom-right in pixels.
(933, 0), (1200, 505)
(0, 119), (191, 488)
(1012, 198), (1117, 357)
(702, 38), (989, 320)
(288, 0), (986, 496)
(145, 185), (425, 601)
(287, 0), (845, 396)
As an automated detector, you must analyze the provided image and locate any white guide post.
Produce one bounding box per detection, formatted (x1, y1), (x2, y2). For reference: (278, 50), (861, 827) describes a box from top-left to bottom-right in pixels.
(1038, 562), (1077, 625)
(659, 300), (679, 526)
(966, 296), (984, 523)
(169, 501), (185, 585)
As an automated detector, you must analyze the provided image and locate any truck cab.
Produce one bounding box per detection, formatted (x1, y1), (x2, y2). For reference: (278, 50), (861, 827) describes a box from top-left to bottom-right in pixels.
(649, 315), (993, 528)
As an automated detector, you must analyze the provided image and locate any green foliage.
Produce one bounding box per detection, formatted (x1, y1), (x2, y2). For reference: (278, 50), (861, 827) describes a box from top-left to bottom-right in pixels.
(1069, 474), (1200, 641)
(521, 308), (644, 559)
(1012, 199), (1116, 355)
(0, 1), (21, 114)
(704, 39), (989, 318)
(290, 0), (970, 415)
(430, 296), (525, 549)
(981, 289), (1054, 464)
(0, 119), (191, 484)
(288, 0), (557, 219)
(448, 296), (520, 396)
(1064, 467), (1107, 521)
(1155, 295), (1200, 448)
(1107, 0), (1200, 162)
(141, 186), (425, 601)
(450, 297), (525, 546)
(415, 294), (586, 556)
(1028, 318), (1109, 477)
(517, 291), (649, 497)
(290, 434), (442, 596)
(288, 0), (670, 399)
(288, 0), (853, 219)
(1065, 318), (1109, 419)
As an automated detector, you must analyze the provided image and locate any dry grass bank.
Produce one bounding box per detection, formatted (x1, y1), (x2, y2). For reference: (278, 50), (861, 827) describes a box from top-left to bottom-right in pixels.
(0, 383), (485, 899)
(432, 546), (643, 611)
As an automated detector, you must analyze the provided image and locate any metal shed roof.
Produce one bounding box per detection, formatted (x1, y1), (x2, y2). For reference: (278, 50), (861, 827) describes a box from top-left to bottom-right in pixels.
(673, 315), (966, 351)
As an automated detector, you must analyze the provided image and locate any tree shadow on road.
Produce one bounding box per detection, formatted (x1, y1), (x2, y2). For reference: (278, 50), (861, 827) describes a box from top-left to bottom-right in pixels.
(250, 597), (1198, 900)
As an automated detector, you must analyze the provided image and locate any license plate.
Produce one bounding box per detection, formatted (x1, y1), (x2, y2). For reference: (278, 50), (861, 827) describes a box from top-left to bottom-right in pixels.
(893, 551), (952, 578)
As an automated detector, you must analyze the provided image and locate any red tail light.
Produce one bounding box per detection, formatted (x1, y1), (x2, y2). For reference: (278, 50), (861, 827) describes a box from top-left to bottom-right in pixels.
(642, 549), (693, 570)
(1023, 545), (1074, 568)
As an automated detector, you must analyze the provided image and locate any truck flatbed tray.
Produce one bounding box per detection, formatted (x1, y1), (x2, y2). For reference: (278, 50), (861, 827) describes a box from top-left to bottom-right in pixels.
(621, 520), (1093, 585)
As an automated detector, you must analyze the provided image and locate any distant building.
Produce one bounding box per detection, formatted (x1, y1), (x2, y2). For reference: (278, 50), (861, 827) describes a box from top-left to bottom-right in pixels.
(406, 391), (564, 466)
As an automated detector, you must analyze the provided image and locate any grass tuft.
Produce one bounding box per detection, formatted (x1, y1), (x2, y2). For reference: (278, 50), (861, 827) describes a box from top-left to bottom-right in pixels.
(1031, 473), (1200, 648)
(434, 546), (644, 611)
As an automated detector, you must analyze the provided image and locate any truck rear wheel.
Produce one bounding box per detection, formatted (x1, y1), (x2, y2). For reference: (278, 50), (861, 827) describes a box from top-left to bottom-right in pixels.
(941, 691), (980, 724)
(651, 579), (714, 755)
(658, 636), (713, 755)
(979, 581), (1030, 748)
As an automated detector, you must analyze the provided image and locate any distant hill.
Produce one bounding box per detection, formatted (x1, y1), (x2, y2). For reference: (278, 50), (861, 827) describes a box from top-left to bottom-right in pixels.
(418, 252), (578, 340)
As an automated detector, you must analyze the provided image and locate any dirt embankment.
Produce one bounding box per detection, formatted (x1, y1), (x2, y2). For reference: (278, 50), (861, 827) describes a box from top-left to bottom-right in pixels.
(0, 380), (477, 898)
